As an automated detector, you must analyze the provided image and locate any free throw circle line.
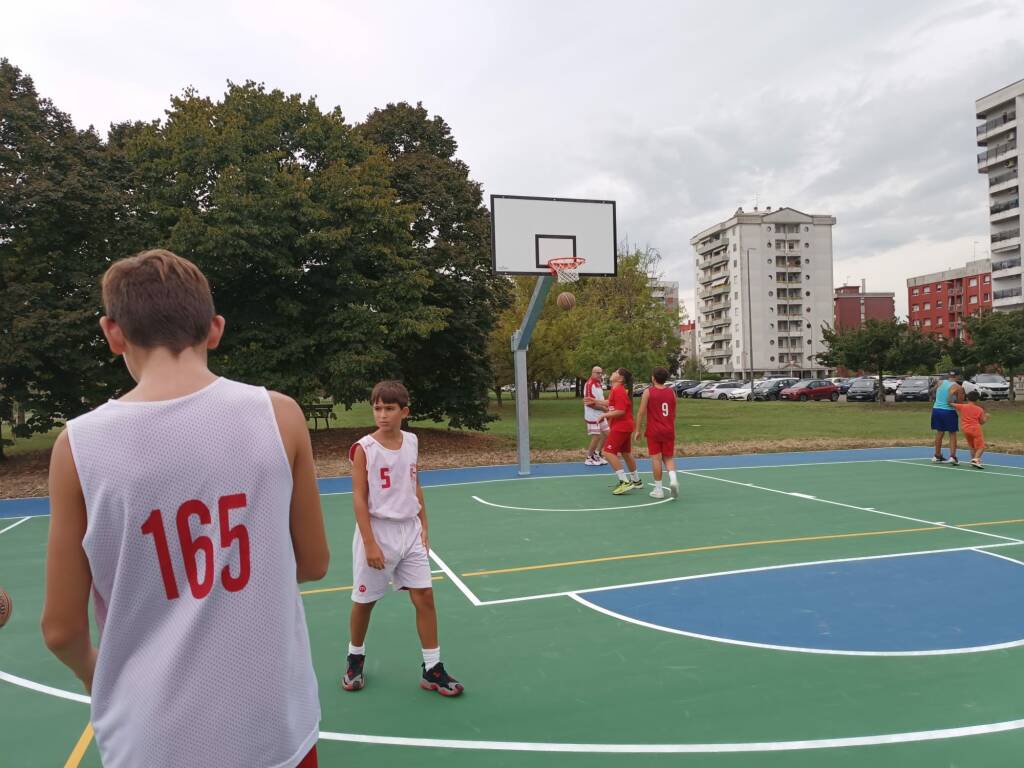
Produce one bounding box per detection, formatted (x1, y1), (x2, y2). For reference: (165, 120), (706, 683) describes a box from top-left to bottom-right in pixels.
(471, 495), (672, 512)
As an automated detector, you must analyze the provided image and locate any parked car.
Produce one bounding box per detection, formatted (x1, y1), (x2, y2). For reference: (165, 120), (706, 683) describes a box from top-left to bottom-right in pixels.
(671, 379), (700, 395)
(681, 380), (716, 398)
(751, 377), (798, 401)
(882, 377), (904, 395)
(632, 383), (649, 397)
(728, 383), (754, 401)
(895, 376), (931, 402)
(779, 379), (840, 401)
(701, 381), (743, 400)
(846, 377), (881, 402)
(971, 373), (1011, 400)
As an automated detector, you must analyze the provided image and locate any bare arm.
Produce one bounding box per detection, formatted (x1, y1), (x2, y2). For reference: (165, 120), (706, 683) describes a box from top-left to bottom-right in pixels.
(634, 389), (651, 440)
(981, 409), (990, 424)
(350, 445), (385, 569)
(271, 392), (330, 582)
(41, 430), (97, 692)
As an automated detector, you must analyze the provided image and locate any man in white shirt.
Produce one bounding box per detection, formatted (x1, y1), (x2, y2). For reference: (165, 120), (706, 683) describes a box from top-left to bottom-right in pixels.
(582, 366), (609, 465)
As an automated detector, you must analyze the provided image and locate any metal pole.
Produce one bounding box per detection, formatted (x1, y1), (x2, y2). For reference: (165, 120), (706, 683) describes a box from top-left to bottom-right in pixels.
(512, 275), (554, 476)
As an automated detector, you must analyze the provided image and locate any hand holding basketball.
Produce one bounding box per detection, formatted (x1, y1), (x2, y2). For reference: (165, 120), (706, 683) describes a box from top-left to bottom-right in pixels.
(0, 588), (12, 628)
(557, 292), (576, 310)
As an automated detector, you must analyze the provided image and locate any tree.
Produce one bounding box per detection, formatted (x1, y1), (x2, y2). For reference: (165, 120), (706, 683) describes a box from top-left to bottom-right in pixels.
(356, 102), (512, 428)
(0, 59), (129, 458)
(962, 309), (1024, 400)
(818, 319), (941, 403)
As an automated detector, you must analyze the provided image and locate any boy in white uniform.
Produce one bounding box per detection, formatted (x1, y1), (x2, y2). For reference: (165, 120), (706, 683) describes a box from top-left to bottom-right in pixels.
(343, 380), (464, 696)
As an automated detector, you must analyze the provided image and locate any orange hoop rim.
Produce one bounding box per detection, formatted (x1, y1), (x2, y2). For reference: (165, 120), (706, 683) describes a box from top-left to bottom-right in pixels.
(547, 257), (586, 283)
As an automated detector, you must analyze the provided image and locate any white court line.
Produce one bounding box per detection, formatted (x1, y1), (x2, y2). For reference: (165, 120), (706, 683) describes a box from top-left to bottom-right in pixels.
(471, 495), (673, 512)
(568, 549), (1024, 657)
(0, 517), (31, 536)
(472, 543), (1022, 607)
(7, 665), (1024, 752)
(427, 549), (481, 606)
(973, 548), (1024, 567)
(887, 459), (1024, 480)
(0, 671), (90, 704)
(682, 471), (1024, 546)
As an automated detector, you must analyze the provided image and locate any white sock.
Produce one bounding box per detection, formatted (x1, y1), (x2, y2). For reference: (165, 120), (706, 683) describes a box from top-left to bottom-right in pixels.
(655, 479), (663, 491)
(349, 643), (365, 656)
(422, 647), (441, 668)
(616, 469), (627, 482)
(669, 470), (678, 485)
(630, 471), (640, 482)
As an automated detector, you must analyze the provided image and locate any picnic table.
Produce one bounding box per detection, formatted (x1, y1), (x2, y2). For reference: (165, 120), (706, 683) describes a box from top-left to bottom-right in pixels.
(302, 403), (334, 431)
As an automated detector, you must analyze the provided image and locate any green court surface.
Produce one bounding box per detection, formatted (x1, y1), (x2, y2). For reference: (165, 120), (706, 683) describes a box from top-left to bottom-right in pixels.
(4, 453), (1024, 766)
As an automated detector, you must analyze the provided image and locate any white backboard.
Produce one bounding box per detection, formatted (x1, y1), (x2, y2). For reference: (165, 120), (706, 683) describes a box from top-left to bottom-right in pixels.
(490, 195), (617, 276)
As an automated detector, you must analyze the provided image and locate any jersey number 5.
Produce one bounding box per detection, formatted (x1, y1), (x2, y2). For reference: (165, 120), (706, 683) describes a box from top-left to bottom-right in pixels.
(141, 493), (251, 600)
(380, 467), (391, 489)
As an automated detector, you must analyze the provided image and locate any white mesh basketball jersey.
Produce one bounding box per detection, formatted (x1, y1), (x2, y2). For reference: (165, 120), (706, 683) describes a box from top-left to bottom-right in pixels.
(67, 377), (320, 768)
(353, 431), (420, 520)
(584, 379), (604, 423)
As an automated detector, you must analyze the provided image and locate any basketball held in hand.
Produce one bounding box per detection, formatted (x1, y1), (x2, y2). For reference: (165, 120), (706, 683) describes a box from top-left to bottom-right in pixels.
(0, 588), (11, 628)
(557, 292), (576, 310)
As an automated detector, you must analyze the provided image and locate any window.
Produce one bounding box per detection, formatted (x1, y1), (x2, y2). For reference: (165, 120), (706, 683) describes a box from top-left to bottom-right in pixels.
(733, 243), (737, 251)
(984, 293), (990, 301)
(970, 295), (978, 304)
(924, 286), (931, 293)
(770, 356), (776, 362)
(805, 290), (811, 297)
(804, 242), (809, 248)
(733, 260), (737, 267)
(770, 339), (775, 345)
(804, 226), (809, 232)
(767, 257), (773, 264)
(766, 226), (772, 232)
(807, 339), (812, 345)
(805, 307), (811, 313)
(938, 318), (944, 326)
(805, 274), (810, 280)
(806, 322), (811, 329)
(969, 278), (978, 287)
(768, 290), (774, 297)
(984, 275), (990, 283)
(912, 288), (919, 296)
(735, 292), (739, 299)
(937, 301), (943, 308)
(924, 302), (931, 310)
(767, 242), (772, 247)
(912, 304), (919, 312)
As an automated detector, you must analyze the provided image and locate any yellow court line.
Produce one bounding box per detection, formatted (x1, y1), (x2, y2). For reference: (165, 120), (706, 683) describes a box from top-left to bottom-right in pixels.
(301, 574), (444, 596)
(962, 517), (1024, 528)
(461, 525), (945, 578)
(64, 723), (93, 768)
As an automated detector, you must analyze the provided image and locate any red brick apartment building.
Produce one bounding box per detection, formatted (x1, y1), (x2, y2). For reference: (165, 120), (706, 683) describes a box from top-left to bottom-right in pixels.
(906, 259), (992, 339)
(834, 282), (895, 330)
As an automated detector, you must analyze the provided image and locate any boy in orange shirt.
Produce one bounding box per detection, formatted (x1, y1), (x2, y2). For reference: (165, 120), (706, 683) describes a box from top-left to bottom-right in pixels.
(953, 390), (989, 469)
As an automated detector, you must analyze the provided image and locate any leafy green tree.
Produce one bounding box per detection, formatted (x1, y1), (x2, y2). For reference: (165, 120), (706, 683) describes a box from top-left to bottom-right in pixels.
(110, 83), (447, 408)
(962, 309), (1024, 400)
(0, 59), (129, 458)
(818, 319), (941, 403)
(356, 102), (512, 428)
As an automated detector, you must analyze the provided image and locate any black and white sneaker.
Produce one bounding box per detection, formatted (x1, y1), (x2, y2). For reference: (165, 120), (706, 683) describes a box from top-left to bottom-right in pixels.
(421, 662), (464, 697)
(342, 653), (365, 691)
(950, 456), (960, 466)
(632, 478), (644, 488)
(932, 455), (947, 463)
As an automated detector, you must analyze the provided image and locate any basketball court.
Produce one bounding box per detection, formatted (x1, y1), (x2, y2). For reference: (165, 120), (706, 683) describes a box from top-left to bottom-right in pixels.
(4, 447), (1024, 766)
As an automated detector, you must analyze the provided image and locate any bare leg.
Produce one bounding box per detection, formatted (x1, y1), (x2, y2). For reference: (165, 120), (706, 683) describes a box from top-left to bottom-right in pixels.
(623, 452), (638, 473)
(587, 434), (602, 458)
(605, 451), (623, 472)
(933, 431), (944, 458)
(949, 432), (958, 461)
(651, 454), (664, 482)
(349, 601), (376, 646)
(408, 588), (439, 649)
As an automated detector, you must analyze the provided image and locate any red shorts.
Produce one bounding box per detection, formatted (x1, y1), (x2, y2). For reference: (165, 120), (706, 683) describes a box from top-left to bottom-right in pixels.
(298, 746), (318, 767)
(964, 427), (985, 452)
(605, 431), (632, 455)
(646, 438), (675, 458)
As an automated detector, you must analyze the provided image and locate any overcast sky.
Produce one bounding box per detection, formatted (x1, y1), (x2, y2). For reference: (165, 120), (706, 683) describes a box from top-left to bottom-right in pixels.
(5, 0), (1024, 317)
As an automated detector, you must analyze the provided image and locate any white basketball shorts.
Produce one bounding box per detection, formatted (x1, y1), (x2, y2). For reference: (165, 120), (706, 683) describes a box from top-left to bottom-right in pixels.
(586, 419), (610, 436)
(351, 516), (432, 603)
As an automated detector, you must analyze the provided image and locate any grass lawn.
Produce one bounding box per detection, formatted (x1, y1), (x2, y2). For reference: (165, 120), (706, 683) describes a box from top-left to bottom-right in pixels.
(5, 393), (1024, 458)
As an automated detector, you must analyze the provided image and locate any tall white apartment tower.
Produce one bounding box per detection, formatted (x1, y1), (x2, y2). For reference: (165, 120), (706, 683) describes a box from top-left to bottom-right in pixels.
(976, 78), (1023, 311)
(690, 207), (836, 379)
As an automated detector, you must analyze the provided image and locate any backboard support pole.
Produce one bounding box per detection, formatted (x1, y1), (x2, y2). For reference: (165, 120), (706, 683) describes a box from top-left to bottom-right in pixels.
(511, 275), (554, 476)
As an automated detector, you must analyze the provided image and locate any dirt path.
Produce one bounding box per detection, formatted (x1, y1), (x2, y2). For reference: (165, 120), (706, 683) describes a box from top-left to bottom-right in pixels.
(5, 426), (1020, 500)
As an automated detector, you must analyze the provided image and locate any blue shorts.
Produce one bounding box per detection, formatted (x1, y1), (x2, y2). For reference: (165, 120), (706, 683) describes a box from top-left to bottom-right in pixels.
(931, 409), (958, 433)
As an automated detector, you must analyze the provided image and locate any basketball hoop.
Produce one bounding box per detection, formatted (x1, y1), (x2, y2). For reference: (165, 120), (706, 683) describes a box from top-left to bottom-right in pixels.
(547, 257), (586, 284)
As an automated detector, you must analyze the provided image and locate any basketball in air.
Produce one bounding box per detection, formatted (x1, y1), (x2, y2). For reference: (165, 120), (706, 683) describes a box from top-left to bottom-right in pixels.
(0, 588), (11, 628)
(557, 292), (576, 310)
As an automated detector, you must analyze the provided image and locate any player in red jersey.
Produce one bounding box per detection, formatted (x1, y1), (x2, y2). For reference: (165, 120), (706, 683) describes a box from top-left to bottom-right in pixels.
(634, 367), (678, 499)
(595, 368), (643, 495)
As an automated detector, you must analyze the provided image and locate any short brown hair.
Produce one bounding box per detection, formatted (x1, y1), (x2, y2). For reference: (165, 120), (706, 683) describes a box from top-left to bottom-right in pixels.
(101, 249), (215, 353)
(371, 380), (410, 409)
(652, 367), (669, 384)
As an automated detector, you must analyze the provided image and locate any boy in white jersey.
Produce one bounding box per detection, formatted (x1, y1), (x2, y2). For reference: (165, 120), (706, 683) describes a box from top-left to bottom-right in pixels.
(343, 380), (464, 696)
(42, 250), (329, 768)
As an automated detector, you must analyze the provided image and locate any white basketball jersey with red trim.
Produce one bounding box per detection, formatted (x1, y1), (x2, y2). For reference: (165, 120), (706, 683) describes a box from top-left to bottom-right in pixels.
(67, 378), (319, 768)
(352, 431), (420, 521)
(584, 379), (605, 422)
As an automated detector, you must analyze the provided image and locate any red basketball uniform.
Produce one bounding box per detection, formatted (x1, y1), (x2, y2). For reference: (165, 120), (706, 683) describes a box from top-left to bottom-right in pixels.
(604, 384), (634, 454)
(645, 386), (676, 458)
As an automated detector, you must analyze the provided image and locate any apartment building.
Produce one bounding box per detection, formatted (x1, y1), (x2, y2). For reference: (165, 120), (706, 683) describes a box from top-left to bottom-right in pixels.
(906, 259), (992, 339)
(834, 282), (895, 330)
(976, 79), (1023, 311)
(690, 206), (836, 379)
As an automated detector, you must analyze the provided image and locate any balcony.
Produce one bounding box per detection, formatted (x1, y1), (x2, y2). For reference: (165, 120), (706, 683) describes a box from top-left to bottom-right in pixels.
(992, 257), (1022, 275)
(991, 197), (1020, 220)
(993, 287), (1023, 307)
(977, 111), (1016, 140)
(699, 283), (730, 300)
(700, 251), (730, 269)
(701, 299), (732, 313)
(989, 169), (1018, 187)
(992, 228), (1021, 250)
(978, 140), (1017, 168)
(698, 269), (729, 285)
(696, 236), (729, 255)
